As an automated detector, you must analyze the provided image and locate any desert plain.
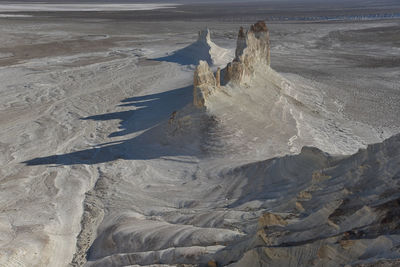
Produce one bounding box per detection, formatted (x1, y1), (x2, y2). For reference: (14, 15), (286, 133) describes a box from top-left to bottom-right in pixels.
(0, 1), (400, 266)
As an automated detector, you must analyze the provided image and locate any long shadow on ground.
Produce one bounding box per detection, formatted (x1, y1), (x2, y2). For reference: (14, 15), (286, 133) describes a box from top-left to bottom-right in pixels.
(152, 40), (212, 66)
(82, 86), (192, 138)
(23, 86), (194, 166)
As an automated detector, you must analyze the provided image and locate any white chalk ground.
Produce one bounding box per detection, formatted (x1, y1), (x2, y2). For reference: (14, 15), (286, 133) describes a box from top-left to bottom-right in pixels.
(0, 14), (32, 18)
(0, 4), (178, 12)
(0, 18), (399, 266)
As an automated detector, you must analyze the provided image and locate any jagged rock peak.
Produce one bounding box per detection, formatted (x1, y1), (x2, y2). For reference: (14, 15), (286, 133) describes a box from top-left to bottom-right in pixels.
(192, 21), (271, 107)
(194, 60), (216, 88)
(197, 28), (211, 43)
(193, 61), (220, 107)
(250, 21), (269, 33)
(225, 21), (271, 84)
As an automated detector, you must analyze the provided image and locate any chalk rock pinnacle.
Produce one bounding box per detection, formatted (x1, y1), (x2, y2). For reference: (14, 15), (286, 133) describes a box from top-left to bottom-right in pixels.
(193, 61), (220, 107)
(192, 21), (271, 107)
(224, 21), (271, 85)
(198, 28), (212, 43)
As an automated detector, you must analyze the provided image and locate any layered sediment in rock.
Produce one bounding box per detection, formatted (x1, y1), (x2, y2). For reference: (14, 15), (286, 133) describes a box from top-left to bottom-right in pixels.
(193, 61), (220, 107)
(189, 20), (381, 158)
(210, 133), (400, 267)
(192, 21), (271, 107)
(223, 21), (271, 85)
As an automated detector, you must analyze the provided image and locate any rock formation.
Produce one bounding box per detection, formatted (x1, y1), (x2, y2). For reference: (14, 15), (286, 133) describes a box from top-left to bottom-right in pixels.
(155, 28), (231, 66)
(192, 21), (271, 107)
(198, 28), (212, 44)
(215, 67), (221, 88)
(223, 21), (271, 85)
(211, 133), (400, 266)
(193, 61), (219, 107)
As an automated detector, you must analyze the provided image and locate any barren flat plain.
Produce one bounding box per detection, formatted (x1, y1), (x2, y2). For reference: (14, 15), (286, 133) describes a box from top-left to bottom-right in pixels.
(0, 1), (400, 266)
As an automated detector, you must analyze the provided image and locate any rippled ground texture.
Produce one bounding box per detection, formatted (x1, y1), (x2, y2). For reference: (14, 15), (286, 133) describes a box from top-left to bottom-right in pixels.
(0, 1), (399, 266)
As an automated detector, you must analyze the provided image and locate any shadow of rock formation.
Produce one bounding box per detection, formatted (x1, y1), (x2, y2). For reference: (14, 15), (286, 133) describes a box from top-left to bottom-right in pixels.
(23, 85), (198, 166)
(153, 29), (230, 66)
(81, 86), (192, 138)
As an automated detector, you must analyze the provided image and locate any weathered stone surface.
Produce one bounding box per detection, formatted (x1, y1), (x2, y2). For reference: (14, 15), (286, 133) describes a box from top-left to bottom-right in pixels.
(258, 213), (287, 228)
(223, 61), (244, 85)
(193, 60), (216, 88)
(193, 60), (218, 107)
(250, 21), (269, 33)
(223, 21), (271, 85)
(192, 21), (272, 107)
(215, 67), (221, 88)
(207, 259), (218, 267)
(211, 133), (400, 267)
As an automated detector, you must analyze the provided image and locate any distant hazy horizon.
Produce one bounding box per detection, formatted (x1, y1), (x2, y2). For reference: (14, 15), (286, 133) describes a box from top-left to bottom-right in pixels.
(0, 0), (396, 3)
(0, 0), (398, 9)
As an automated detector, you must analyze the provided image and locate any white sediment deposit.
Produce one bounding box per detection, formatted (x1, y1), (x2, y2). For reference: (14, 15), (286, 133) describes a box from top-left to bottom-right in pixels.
(193, 61), (219, 108)
(193, 21), (272, 107)
(0, 4), (178, 12)
(1, 18), (399, 267)
(170, 23), (400, 265)
(213, 133), (400, 267)
(79, 129), (400, 266)
(224, 21), (271, 85)
(191, 21), (380, 158)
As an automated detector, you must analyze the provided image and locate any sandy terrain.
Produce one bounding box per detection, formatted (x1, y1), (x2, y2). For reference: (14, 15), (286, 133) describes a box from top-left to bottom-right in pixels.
(0, 3), (178, 12)
(0, 3), (399, 266)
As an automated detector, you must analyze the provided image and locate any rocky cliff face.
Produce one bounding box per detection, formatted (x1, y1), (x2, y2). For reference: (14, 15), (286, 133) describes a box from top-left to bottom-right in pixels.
(192, 21), (271, 107)
(193, 61), (220, 107)
(223, 21), (271, 85)
(193, 61), (222, 108)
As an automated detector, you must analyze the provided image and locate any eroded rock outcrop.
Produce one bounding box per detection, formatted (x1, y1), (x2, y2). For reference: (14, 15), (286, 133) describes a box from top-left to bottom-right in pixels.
(193, 61), (220, 107)
(192, 21), (271, 107)
(211, 133), (400, 267)
(223, 21), (271, 85)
